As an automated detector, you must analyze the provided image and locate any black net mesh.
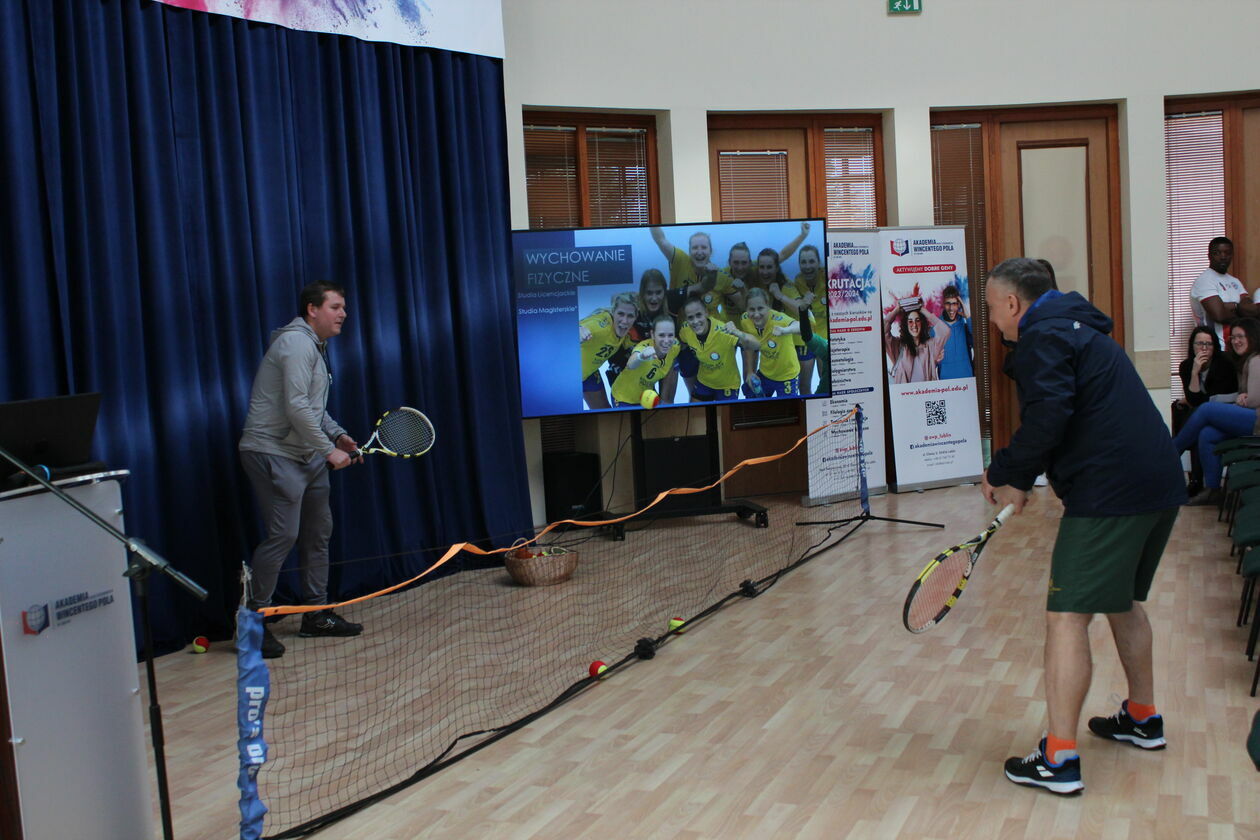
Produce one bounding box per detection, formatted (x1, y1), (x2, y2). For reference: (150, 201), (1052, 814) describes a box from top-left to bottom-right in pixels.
(255, 408), (867, 839)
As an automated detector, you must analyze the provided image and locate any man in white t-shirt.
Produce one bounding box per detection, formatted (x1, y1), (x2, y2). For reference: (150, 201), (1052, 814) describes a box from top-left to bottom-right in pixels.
(1190, 237), (1254, 346)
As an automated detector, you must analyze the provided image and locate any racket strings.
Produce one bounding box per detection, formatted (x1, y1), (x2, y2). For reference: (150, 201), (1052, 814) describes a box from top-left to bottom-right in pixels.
(377, 411), (435, 455)
(905, 548), (973, 630)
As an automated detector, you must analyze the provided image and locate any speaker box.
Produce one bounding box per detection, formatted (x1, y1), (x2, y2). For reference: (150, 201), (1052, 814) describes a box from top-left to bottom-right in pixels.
(543, 451), (603, 523)
(638, 435), (720, 513)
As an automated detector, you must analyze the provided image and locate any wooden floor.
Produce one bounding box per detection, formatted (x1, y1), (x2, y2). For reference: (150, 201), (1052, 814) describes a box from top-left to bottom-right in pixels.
(148, 485), (1260, 839)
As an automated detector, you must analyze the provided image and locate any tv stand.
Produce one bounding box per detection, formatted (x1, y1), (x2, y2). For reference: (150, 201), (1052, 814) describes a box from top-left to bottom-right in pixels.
(628, 406), (768, 529)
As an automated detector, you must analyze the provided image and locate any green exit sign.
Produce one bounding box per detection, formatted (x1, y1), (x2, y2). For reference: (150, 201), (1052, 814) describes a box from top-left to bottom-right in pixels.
(888, 0), (921, 13)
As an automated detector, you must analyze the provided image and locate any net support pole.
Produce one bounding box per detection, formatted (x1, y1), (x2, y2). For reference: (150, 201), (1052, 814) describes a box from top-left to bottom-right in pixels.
(795, 405), (943, 530)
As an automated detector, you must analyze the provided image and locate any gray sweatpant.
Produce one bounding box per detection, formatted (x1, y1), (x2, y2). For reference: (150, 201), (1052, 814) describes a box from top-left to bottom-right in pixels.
(240, 450), (333, 608)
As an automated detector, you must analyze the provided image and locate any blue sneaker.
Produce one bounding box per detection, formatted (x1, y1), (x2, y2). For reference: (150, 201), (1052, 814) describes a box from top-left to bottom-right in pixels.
(1004, 738), (1084, 795)
(1088, 701), (1166, 750)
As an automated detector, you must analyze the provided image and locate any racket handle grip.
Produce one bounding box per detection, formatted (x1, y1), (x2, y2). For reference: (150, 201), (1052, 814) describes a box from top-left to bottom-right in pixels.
(995, 503), (1016, 525)
(350, 449), (363, 460)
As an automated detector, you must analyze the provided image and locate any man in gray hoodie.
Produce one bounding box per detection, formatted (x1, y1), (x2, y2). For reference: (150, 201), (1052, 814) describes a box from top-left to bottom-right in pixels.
(240, 281), (363, 658)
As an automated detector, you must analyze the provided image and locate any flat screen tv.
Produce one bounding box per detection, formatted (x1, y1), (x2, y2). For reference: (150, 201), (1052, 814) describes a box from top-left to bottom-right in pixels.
(512, 219), (830, 419)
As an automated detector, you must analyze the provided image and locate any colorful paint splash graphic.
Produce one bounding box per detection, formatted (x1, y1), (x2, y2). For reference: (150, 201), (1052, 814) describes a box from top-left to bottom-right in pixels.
(883, 274), (972, 320)
(159, 0), (431, 41)
(828, 261), (879, 306)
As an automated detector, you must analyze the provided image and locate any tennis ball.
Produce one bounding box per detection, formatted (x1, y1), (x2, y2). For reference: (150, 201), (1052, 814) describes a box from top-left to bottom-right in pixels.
(589, 660), (608, 679)
(640, 390), (660, 410)
(192, 636), (210, 654)
(668, 617), (686, 634)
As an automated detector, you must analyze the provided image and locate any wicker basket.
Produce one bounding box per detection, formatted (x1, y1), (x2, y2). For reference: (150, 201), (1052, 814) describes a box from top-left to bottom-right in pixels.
(504, 545), (578, 586)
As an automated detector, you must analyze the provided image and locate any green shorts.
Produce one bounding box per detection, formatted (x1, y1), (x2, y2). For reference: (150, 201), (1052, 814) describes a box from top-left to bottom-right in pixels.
(1047, 508), (1179, 613)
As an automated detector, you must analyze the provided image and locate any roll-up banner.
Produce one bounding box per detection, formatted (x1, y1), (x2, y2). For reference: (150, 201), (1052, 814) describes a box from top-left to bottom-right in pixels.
(877, 226), (984, 491)
(805, 230), (887, 503)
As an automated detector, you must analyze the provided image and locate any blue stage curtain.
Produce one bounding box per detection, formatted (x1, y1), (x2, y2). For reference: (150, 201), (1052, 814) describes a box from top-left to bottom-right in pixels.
(0, 0), (531, 653)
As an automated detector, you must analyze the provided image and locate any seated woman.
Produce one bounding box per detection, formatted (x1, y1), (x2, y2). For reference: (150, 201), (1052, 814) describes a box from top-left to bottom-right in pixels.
(1174, 326), (1238, 495)
(1172, 317), (1260, 505)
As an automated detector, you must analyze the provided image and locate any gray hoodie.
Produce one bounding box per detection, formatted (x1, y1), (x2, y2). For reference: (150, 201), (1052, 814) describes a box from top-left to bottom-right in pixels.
(239, 318), (347, 462)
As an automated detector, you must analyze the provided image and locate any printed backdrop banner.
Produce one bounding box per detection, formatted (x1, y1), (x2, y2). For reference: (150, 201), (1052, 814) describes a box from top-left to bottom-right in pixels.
(806, 230), (887, 502)
(877, 226), (984, 490)
(154, 0), (505, 56)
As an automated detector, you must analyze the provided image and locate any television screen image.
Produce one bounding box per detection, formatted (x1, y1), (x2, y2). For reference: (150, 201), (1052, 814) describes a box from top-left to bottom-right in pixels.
(512, 219), (830, 419)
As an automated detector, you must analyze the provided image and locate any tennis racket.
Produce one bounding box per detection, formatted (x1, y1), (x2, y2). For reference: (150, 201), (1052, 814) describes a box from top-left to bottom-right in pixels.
(351, 407), (435, 459)
(902, 503), (1015, 633)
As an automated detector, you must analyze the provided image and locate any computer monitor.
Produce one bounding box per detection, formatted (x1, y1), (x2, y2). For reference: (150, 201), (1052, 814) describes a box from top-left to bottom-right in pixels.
(0, 393), (103, 482)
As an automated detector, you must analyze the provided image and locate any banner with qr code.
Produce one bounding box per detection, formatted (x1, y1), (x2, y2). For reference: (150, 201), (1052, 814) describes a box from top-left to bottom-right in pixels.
(878, 226), (984, 490)
(805, 230), (888, 502)
(887, 379), (984, 488)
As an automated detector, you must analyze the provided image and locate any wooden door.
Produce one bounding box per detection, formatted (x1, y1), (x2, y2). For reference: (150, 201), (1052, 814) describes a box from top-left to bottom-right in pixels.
(988, 114), (1121, 449)
(707, 127), (812, 498)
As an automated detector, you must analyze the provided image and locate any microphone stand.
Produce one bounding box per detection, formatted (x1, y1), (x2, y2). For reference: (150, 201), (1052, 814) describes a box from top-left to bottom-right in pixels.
(0, 444), (207, 840)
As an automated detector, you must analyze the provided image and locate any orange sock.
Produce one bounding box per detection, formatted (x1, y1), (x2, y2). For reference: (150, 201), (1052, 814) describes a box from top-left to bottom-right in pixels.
(1045, 733), (1077, 764)
(1126, 700), (1157, 722)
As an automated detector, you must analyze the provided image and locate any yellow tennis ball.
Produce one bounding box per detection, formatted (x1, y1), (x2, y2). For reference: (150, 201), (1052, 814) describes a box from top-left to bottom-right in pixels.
(669, 617), (686, 634)
(640, 390), (660, 410)
(191, 636), (209, 654)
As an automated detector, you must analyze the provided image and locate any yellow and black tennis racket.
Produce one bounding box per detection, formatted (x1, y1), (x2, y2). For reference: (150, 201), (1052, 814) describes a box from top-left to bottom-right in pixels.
(902, 504), (1015, 633)
(352, 407), (435, 459)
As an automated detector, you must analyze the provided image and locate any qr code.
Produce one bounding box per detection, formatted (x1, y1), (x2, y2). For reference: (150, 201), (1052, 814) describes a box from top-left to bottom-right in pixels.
(925, 399), (947, 426)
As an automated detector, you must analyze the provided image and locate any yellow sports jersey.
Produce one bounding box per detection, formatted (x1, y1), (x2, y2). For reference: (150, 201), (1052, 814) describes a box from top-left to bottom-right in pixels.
(702, 269), (742, 320)
(611, 339), (681, 404)
(792, 272), (828, 326)
(580, 311), (628, 378)
(668, 247), (702, 291)
(739, 311), (802, 382)
(680, 322), (742, 390)
(776, 283), (809, 348)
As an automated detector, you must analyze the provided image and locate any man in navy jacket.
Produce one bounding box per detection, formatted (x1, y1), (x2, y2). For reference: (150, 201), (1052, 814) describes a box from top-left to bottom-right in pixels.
(982, 258), (1186, 795)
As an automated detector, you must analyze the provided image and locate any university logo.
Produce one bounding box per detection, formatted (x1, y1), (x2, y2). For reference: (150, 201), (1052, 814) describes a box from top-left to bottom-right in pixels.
(22, 604), (49, 635)
(890, 239), (910, 257)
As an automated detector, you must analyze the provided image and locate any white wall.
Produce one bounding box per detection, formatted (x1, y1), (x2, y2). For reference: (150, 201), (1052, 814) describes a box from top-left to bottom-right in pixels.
(502, 0), (1260, 521)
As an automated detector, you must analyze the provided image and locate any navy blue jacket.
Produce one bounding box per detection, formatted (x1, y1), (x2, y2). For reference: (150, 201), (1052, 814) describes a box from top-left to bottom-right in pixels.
(988, 291), (1186, 517)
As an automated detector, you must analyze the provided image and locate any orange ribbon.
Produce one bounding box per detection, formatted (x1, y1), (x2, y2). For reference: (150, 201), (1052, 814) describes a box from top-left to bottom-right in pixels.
(262, 405), (858, 616)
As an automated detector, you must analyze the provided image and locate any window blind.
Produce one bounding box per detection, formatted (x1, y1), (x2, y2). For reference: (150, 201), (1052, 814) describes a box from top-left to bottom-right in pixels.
(931, 123), (992, 437)
(523, 125), (579, 230)
(823, 128), (877, 228)
(717, 150), (790, 220)
(586, 127), (650, 228)
(1165, 112), (1226, 399)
